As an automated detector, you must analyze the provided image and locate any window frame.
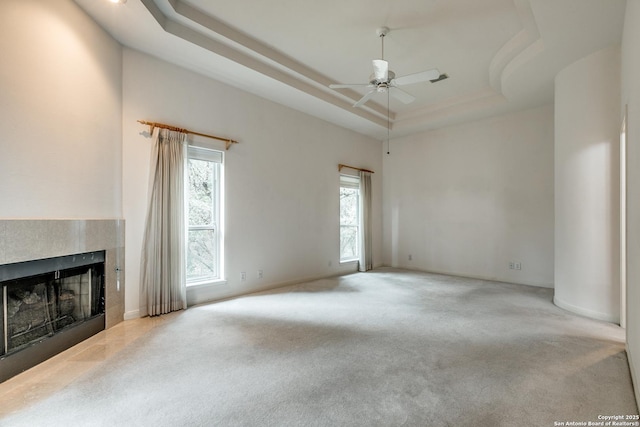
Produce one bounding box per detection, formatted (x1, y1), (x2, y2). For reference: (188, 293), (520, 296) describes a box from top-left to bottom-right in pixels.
(339, 174), (361, 263)
(185, 145), (224, 286)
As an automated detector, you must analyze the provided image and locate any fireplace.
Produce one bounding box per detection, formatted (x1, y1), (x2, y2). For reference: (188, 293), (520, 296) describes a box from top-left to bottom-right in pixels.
(1, 251), (106, 382)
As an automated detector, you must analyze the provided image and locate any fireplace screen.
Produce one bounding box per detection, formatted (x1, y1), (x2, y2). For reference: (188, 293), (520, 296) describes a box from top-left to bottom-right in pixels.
(1, 252), (105, 360)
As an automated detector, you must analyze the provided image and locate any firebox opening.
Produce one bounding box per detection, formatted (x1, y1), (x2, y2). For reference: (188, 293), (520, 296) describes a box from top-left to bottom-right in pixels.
(1, 251), (106, 382)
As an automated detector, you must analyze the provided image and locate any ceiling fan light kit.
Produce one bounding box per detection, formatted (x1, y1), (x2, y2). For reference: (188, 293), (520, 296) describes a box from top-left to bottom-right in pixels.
(329, 26), (443, 109)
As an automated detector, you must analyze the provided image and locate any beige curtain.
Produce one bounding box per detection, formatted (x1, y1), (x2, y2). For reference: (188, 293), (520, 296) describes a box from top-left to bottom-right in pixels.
(358, 171), (373, 271)
(140, 128), (187, 316)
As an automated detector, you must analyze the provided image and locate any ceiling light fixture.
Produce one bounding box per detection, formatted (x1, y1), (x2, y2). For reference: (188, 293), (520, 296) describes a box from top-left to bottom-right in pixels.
(109, 0), (127, 4)
(329, 27), (440, 108)
(329, 27), (443, 153)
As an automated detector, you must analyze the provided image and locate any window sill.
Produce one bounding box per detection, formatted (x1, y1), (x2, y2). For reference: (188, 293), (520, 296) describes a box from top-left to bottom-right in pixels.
(340, 259), (358, 265)
(186, 279), (227, 289)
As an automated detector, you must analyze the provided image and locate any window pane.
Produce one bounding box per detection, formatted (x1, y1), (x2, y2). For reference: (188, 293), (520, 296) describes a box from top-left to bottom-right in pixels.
(188, 159), (214, 226)
(340, 184), (359, 261)
(187, 229), (217, 282)
(340, 225), (358, 260)
(186, 147), (222, 286)
(340, 187), (359, 226)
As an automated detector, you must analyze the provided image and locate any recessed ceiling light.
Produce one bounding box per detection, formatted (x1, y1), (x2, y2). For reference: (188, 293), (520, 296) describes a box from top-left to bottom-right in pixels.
(109, 0), (126, 4)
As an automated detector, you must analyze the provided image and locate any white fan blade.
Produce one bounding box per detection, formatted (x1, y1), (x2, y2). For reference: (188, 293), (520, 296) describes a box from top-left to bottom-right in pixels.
(329, 83), (372, 89)
(353, 90), (376, 108)
(390, 87), (416, 104)
(393, 68), (440, 86)
(372, 59), (388, 81)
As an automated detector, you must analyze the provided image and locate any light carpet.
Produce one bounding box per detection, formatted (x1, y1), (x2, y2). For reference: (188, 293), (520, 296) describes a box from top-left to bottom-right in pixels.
(3, 268), (637, 426)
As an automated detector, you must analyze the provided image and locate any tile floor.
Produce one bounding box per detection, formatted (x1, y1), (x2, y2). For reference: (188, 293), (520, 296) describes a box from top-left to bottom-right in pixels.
(0, 315), (172, 418)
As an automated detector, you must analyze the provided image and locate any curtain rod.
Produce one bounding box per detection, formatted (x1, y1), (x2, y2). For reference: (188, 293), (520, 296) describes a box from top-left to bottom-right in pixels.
(338, 163), (375, 174)
(138, 120), (238, 150)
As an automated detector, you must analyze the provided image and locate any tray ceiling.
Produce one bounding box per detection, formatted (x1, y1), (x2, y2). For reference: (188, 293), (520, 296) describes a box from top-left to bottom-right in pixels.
(75, 0), (627, 139)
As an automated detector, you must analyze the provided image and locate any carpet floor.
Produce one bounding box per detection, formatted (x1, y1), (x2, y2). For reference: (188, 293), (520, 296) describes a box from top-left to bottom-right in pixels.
(2, 268), (637, 426)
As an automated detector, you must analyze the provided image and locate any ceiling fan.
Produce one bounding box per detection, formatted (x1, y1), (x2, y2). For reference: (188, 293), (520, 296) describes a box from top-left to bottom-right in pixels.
(329, 27), (443, 108)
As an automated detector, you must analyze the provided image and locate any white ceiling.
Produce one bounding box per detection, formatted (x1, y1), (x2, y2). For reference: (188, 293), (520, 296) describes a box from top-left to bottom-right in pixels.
(75, 0), (627, 140)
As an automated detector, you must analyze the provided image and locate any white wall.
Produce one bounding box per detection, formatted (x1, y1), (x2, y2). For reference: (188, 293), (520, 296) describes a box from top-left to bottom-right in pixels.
(554, 46), (621, 323)
(383, 105), (554, 287)
(0, 0), (122, 219)
(621, 0), (640, 408)
(122, 49), (382, 317)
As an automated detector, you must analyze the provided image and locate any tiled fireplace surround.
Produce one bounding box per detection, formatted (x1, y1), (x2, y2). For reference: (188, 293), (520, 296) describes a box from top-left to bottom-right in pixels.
(0, 220), (125, 330)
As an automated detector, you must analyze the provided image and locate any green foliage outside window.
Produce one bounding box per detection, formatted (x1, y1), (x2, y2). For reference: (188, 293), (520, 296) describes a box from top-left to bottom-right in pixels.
(187, 159), (218, 282)
(340, 187), (359, 261)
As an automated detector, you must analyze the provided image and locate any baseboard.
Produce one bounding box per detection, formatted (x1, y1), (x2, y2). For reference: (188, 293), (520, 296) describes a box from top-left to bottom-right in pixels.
(188, 267), (360, 307)
(258, 269), (360, 291)
(123, 309), (141, 320)
(626, 345), (640, 412)
(385, 264), (554, 289)
(553, 295), (619, 324)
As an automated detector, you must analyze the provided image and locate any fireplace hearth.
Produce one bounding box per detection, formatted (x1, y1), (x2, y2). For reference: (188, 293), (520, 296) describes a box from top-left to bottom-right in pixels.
(1, 251), (106, 382)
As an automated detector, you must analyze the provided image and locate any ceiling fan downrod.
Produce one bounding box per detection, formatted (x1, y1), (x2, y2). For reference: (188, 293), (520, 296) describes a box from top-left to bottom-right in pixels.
(376, 26), (389, 60)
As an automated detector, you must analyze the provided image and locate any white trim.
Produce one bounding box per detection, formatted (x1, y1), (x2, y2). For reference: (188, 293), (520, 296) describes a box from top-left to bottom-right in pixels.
(186, 146), (224, 285)
(339, 176), (360, 262)
(553, 295), (619, 324)
(339, 174), (360, 188)
(186, 279), (228, 289)
(188, 145), (223, 163)
(620, 104), (628, 329)
(123, 309), (141, 320)
(391, 264), (554, 289)
(188, 268), (359, 307)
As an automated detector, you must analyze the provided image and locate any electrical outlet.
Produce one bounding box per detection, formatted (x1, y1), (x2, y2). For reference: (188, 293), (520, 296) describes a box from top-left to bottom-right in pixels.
(241, 271), (246, 281)
(515, 262), (522, 270)
(408, 254), (413, 261)
(509, 262), (515, 270)
(257, 269), (263, 279)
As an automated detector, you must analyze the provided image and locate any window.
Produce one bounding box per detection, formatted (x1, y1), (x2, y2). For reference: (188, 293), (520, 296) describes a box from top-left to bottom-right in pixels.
(340, 174), (360, 262)
(186, 146), (223, 285)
